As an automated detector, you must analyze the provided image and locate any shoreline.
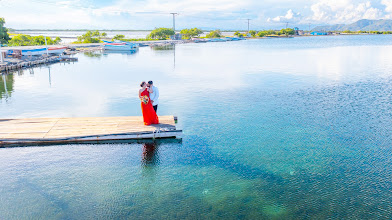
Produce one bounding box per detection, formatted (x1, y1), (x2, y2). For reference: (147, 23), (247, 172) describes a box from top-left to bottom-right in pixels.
(3, 32), (389, 50)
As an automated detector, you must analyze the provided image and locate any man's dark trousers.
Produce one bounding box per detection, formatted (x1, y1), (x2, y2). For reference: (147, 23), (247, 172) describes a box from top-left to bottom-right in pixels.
(153, 105), (158, 112)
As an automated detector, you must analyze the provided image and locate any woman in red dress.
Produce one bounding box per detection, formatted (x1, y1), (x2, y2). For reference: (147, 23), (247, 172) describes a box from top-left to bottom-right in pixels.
(139, 81), (159, 125)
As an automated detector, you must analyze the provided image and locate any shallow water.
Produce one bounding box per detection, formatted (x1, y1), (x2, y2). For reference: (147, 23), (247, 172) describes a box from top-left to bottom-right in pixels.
(1, 35), (392, 219)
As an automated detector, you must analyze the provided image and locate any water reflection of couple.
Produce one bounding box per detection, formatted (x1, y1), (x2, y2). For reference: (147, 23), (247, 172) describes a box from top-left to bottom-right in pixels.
(139, 81), (159, 125)
(142, 142), (158, 166)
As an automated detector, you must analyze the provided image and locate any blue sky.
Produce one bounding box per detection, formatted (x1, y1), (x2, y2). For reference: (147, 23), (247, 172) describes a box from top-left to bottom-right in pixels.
(0, 0), (391, 30)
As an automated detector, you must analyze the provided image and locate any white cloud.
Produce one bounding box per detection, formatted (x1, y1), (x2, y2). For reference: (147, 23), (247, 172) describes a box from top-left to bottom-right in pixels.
(0, 0), (93, 28)
(267, 9), (302, 23)
(310, 0), (384, 23)
(91, 0), (250, 16)
(0, 0), (391, 29)
(382, 0), (392, 19)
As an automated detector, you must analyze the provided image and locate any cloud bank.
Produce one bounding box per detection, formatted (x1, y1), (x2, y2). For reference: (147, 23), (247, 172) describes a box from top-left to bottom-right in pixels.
(0, 0), (392, 29)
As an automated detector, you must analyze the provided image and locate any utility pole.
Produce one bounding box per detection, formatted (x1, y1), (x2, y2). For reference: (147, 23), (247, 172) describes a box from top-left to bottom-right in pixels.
(286, 22), (289, 29)
(170, 13), (178, 32)
(247, 19), (251, 32)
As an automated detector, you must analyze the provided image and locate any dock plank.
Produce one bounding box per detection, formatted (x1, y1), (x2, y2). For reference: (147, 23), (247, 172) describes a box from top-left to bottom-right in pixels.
(0, 116), (181, 146)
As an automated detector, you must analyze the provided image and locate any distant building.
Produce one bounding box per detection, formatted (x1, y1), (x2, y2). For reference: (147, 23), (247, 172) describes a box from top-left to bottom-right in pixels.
(294, 27), (304, 35)
(171, 33), (182, 40)
(311, 31), (328, 35)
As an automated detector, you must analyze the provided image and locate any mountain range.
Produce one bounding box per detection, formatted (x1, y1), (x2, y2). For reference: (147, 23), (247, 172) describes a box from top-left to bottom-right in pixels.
(312, 19), (392, 31)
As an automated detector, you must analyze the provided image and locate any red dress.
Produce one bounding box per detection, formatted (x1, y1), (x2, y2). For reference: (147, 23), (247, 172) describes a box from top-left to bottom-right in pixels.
(140, 88), (159, 125)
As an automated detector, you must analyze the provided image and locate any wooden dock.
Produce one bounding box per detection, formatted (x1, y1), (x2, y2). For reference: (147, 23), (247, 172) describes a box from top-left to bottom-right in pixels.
(0, 116), (181, 147)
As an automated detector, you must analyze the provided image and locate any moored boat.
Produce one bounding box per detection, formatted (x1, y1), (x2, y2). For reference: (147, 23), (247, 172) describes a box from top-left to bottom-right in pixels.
(18, 46), (67, 56)
(48, 46), (67, 54)
(192, 38), (207, 43)
(209, 38), (227, 42)
(102, 41), (139, 51)
(20, 48), (47, 56)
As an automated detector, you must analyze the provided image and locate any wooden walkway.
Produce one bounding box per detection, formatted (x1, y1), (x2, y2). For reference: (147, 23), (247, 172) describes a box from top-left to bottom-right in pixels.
(0, 116), (181, 146)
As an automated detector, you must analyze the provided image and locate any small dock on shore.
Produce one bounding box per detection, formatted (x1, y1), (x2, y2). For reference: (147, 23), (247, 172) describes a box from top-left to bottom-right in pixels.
(0, 115), (181, 147)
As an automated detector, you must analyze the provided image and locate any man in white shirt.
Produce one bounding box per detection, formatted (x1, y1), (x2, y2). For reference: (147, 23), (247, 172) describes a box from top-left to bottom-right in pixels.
(147, 81), (159, 113)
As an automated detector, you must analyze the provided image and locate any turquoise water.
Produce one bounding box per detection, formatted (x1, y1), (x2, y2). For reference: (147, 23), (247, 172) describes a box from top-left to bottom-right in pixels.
(1, 35), (392, 219)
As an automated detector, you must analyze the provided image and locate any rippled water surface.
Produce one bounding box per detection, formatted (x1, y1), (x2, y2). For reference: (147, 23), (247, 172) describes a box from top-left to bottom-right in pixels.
(1, 35), (392, 219)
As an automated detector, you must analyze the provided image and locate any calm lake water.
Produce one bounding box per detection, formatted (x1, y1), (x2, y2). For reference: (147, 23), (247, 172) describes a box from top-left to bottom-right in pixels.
(1, 35), (392, 219)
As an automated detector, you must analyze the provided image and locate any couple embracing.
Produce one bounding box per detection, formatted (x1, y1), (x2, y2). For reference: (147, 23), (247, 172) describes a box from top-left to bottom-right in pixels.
(139, 81), (159, 125)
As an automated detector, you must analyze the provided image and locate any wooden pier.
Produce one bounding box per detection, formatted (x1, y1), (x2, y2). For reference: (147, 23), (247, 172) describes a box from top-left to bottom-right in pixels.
(0, 116), (181, 147)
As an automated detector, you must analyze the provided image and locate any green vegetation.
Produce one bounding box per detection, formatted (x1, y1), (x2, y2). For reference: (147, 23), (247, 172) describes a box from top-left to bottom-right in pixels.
(111, 34), (158, 42)
(113, 34), (125, 40)
(234, 31), (243, 37)
(0, 18), (10, 44)
(257, 30), (276, 37)
(206, 30), (222, 38)
(340, 30), (392, 34)
(119, 38), (158, 41)
(74, 30), (107, 43)
(279, 28), (295, 36)
(180, 28), (203, 39)
(147, 28), (175, 40)
(8, 35), (61, 46)
(248, 30), (257, 37)
(256, 28), (295, 37)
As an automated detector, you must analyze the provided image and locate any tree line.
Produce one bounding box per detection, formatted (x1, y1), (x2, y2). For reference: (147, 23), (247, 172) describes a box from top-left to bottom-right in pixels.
(0, 18), (62, 46)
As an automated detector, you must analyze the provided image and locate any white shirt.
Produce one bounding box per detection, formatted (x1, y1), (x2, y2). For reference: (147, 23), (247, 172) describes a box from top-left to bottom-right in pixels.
(149, 86), (159, 106)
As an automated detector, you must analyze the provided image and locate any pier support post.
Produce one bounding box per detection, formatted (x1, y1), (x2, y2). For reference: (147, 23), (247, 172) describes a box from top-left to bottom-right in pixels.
(0, 43), (4, 64)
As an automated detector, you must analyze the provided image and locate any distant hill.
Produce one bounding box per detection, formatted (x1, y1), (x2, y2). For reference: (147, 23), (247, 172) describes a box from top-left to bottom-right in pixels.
(312, 19), (392, 31)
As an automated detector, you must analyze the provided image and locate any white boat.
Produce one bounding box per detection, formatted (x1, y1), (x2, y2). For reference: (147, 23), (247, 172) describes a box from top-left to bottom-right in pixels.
(103, 42), (138, 51)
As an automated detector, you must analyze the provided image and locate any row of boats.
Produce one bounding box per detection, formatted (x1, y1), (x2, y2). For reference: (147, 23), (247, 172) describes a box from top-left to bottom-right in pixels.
(5, 37), (244, 56)
(9, 46), (68, 56)
(192, 37), (245, 43)
(6, 42), (139, 56)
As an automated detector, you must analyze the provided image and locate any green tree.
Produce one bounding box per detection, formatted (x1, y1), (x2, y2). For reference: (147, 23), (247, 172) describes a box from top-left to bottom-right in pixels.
(147, 28), (175, 40)
(8, 34), (31, 46)
(257, 30), (276, 37)
(279, 28), (295, 36)
(54, 37), (62, 44)
(0, 18), (10, 44)
(8, 34), (61, 46)
(248, 30), (257, 37)
(206, 30), (222, 38)
(75, 30), (102, 43)
(234, 31), (241, 37)
(101, 32), (107, 37)
(113, 34), (125, 40)
(180, 28), (203, 39)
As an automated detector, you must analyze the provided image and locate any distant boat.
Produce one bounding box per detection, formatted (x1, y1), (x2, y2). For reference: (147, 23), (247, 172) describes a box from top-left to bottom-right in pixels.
(230, 37), (244, 41)
(103, 42), (139, 51)
(20, 48), (46, 56)
(192, 38), (207, 43)
(48, 46), (67, 54)
(18, 46), (67, 56)
(208, 38), (227, 42)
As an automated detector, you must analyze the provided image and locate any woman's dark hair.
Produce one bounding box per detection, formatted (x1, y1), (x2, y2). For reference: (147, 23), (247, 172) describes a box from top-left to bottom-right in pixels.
(140, 81), (146, 87)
